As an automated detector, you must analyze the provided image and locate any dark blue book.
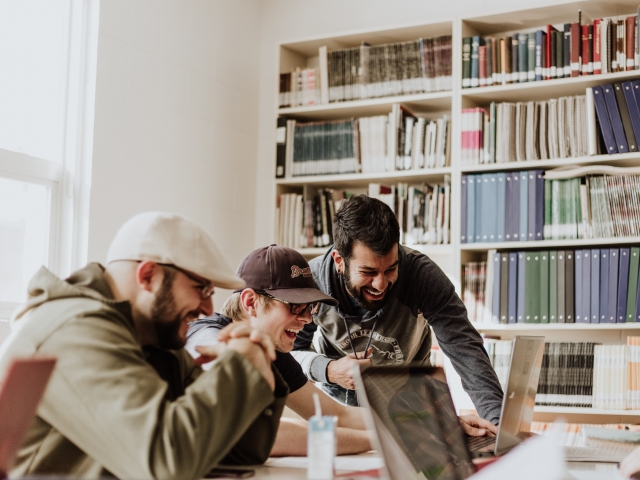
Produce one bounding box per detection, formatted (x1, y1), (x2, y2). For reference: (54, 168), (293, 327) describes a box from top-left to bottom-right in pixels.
(575, 250), (583, 322)
(508, 252), (518, 323)
(519, 171), (528, 241)
(591, 250), (600, 323)
(535, 30), (545, 81)
(613, 83), (638, 151)
(583, 249), (591, 324)
(622, 81), (640, 148)
(467, 174), (475, 243)
(631, 81), (640, 124)
(592, 85), (618, 154)
(534, 170), (544, 241)
(474, 175), (483, 242)
(618, 248), (631, 323)
(608, 249), (620, 323)
(602, 83), (629, 153)
(484, 174), (497, 242)
(496, 173), (506, 242)
(461, 175), (467, 243)
(517, 251), (525, 323)
(599, 249), (610, 323)
(491, 251), (501, 323)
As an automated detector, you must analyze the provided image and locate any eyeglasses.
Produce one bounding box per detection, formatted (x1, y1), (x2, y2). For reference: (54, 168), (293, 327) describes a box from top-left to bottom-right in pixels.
(257, 291), (320, 316)
(160, 264), (215, 299)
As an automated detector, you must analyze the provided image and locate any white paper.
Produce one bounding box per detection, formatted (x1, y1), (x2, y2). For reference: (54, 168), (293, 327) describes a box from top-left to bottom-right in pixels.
(470, 433), (565, 480)
(265, 455), (384, 472)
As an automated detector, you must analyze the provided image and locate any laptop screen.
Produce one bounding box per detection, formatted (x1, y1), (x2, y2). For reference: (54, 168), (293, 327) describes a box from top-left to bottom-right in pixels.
(357, 366), (475, 480)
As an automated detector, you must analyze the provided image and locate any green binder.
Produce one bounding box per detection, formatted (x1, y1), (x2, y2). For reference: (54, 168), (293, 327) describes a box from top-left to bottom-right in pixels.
(540, 251), (550, 323)
(524, 251), (541, 323)
(627, 247), (640, 322)
(549, 251), (558, 323)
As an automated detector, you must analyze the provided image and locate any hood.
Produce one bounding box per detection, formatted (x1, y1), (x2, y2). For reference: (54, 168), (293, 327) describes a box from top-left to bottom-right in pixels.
(187, 313), (232, 336)
(309, 246), (406, 324)
(12, 263), (128, 322)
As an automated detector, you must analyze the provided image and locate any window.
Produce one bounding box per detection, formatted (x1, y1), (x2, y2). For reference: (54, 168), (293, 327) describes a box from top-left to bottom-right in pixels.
(0, 0), (99, 319)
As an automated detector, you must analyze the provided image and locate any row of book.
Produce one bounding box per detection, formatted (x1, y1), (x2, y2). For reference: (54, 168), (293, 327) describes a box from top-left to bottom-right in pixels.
(464, 246), (640, 325)
(482, 339), (513, 391)
(462, 13), (640, 88)
(275, 108), (450, 178)
(537, 342), (595, 407)
(369, 181), (451, 246)
(460, 95), (591, 165)
(278, 35), (454, 109)
(532, 422), (640, 448)
(278, 67), (321, 108)
(461, 170), (640, 244)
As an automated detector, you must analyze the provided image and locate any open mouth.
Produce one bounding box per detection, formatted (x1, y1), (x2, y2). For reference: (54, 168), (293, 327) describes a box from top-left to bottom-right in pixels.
(363, 287), (385, 300)
(284, 328), (300, 339)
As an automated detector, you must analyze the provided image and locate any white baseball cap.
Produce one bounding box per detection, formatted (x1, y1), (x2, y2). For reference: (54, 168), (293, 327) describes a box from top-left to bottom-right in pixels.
(106, 212), (245, 290)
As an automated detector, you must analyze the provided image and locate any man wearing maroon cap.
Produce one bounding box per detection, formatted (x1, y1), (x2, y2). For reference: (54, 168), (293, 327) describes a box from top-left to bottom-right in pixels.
(187, 245), (378, 456)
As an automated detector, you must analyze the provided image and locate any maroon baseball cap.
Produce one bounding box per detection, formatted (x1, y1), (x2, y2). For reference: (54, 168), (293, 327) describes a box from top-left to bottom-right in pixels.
(235, 245), (338, 306)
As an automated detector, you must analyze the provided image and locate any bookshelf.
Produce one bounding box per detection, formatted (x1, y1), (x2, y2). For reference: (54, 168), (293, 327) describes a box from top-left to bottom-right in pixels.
(273, 0), (640, 422)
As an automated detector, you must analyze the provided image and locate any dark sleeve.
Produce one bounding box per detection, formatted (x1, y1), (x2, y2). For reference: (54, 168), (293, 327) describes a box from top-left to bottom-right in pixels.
(274, 352), (308, 393)
(221, 366), (289, 465)
(402, 252), (504, 424)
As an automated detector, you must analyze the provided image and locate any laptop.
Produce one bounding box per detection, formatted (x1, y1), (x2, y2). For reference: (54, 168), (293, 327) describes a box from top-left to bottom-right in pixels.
(0, 357), (56, 479)
(352, 336), (546, 479)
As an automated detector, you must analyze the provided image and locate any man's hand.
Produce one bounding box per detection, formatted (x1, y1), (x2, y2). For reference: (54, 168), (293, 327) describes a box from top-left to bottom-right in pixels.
(327, 349), (372, 389)
(459, 414), (498, 437)
(195, 339), (275, 391)
(217, 322), (277, 361)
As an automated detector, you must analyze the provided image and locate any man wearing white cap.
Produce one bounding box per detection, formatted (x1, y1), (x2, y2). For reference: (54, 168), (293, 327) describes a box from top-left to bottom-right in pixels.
(0, 212), (288, 480)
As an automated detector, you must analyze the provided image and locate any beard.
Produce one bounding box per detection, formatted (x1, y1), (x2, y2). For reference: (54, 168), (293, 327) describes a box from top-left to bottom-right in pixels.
(150, 273), (189, 350)
(343, 261), (393, 312)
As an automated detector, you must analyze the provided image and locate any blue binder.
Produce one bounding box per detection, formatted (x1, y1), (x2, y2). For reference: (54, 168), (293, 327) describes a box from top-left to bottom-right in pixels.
(599, 249), (610, 323)
(475, 176), (483, 242)
(608, 249), (620, 323)
(484, 174), (497, 242)
(467, 174), (475, 243)
(496, 173), (507, 242)
(519, 171), (528, 241)
(504, 173), (514, 241)
(535, 171), (544, 241)
(602, 83), (629, 153)
(461, 175), (467, 243)
(591, 85), (618, 154)
(583, 249), (591, 323)
(491, 251), (501, 323)
(618, 248), (631, 323)
(527, 171), (536, 241)
(575, 250), (583, 322)
(591, 250), (600, 323)
(511, 172), (520, 241)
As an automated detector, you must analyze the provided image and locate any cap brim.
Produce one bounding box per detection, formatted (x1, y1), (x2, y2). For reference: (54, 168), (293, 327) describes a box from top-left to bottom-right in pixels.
(264, 287), (338, 306)
(212, 274), (246, 290)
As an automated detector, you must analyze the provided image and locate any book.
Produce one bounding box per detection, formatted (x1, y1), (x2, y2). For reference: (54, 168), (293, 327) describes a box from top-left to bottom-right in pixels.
(628, 247), (640, 322)
(599, 249), (610, 323)
(540, 251), (550, 323)
(499, 252), (509, 323)
(592, 85), (618, 154)
(591, 249), (601, 323)
(565, 250), (575, 323)
(508, 252), (518, 323)
(558, 251), (566, 323)
(618, 248), (631, 323)
(549, 251), (558, 323)
(603, 83), (630, 153)
(613, 83), (638, 151)
(517, 251), (526, 323)
(575, 250), (583, 322)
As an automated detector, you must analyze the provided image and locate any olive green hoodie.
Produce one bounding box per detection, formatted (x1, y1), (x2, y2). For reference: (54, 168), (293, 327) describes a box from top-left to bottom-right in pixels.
(0, 263), (287, 479)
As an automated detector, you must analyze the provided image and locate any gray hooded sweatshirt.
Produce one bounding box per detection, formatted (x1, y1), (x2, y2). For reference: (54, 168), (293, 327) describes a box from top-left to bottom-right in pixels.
(291, 246), (503, 424)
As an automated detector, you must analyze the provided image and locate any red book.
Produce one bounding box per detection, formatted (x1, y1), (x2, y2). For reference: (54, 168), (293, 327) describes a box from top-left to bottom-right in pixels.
(546, 24), (558, 79)
(593, 19), (602, 74)
(581, 25), (589, 74)
(626, 15), (636, 70)
(570, 22), (581, 76)
(479, 45), (487, 86)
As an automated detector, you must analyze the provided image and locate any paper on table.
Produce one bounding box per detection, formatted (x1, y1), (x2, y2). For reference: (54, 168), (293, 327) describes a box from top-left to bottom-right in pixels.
(265, 455), (384, 472)
(470, 432), (565, 480)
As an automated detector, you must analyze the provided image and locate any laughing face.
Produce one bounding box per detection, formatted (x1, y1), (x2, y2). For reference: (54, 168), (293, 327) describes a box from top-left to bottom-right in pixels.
(250, 294), (313, 353)
(335, 242), (399, 311)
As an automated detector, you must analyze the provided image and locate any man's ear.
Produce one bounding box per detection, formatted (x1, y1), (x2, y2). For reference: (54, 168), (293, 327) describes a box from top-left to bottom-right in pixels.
(331, 249), (345, 275)
(135, 261), (162, 293)
(240, 289), (259, 317)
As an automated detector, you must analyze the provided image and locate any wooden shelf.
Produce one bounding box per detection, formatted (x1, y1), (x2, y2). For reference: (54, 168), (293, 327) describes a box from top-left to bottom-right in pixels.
(461, 70), (640, 104)
(534, 406), (640, 415)
(460, 237), (640, 252)
(460, 152), (640, 173)
(276, 167), (452, 188)
(474, 323), (640, 331)
(278, 91), (452, 121)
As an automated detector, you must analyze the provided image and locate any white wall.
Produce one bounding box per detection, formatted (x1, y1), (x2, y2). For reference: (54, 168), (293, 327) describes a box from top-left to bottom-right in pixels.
(89, 0), (261, 306)
(254, 0), (579, 246)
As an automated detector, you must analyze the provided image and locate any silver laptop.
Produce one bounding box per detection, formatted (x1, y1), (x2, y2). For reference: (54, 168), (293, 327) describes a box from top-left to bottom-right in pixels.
(352, 336), (546, 479)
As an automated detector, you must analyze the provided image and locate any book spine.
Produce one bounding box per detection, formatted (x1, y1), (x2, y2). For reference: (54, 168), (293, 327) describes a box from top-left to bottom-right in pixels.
(591, 249), (600, 323)
(462, 37), (472, 88)
(519, 171), (529, 241)
(581, 25), (589, 75)
(570, 22), (581, 77)
(470, 36), (480, 88)
(461, 175), (467, 243)
(623, 81), (640, 148)
(591, 85), (619, 154)
(603, 83), (630, 153)
(511, 35), (519, 83)
(582, 249), (591, 323)
(540, 251), (550, 323)
(618, 248), (631, 322)
(613, 83), (638, 151)
(535, 30), (544, 81)
(627, 15), (636, 71)
(518, 33), (528, 82)
(479, 45), (487, 87)
(599, 249), (610, 323)
(508, 252), (518, 323)
(628, 248), (640, 322)
(527, 32), (536, 81)
(608, 249), (620, 323)
(575, 250), (583, 322)
(565, 250), (575, 323)
(467, 174), (475, 243)
(558, 251), (566, 323)
(549, 251), (558, 323)
(492, 251), (501, 323)
(563, 24), (572, 76)
(594, 19), (602, 74)
(496, 173), (506, 241)
(517, 251), (525, 323)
